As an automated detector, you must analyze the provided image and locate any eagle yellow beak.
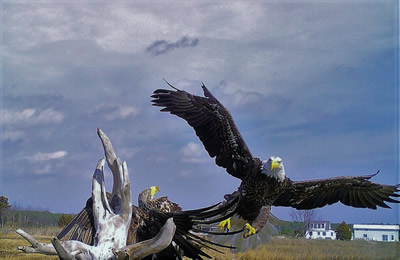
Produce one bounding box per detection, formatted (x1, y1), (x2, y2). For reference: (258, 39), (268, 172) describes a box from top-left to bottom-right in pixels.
(150, 186), (159, 199)
(270, 159), (280, 171)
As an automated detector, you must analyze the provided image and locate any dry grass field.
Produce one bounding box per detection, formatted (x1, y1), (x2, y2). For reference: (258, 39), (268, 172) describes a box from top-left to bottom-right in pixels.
(1, 228), (399, 259)
(0, 227), (60, 259)
(205, 237), (400, 260)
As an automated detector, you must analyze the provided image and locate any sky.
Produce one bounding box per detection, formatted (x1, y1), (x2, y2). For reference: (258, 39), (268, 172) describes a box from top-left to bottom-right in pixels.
(1, 1), (399, 225)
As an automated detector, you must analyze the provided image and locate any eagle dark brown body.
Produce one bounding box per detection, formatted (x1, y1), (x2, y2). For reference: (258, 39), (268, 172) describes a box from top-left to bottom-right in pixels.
(238, 164), (290, 222)
(151, 82), (400, 236)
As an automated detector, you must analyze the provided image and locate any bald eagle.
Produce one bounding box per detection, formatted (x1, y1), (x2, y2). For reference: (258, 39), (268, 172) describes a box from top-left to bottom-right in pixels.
(137, 186), (183, 259)
(57, 188), (241, 259)
(151, 82), (400, 238)
(138, 186), (182, 213)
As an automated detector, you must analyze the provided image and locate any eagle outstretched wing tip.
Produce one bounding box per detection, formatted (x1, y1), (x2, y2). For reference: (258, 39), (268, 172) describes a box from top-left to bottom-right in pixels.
(371, 170), (380, 177)
(200, 83), (218, 102)
(357, 170), (380, 181)
(162, 78), (179, 90)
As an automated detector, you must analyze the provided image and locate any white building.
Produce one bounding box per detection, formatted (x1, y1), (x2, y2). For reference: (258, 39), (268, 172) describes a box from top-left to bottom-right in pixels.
(305, 221), (337, 240)
(353, 224), (399, 242)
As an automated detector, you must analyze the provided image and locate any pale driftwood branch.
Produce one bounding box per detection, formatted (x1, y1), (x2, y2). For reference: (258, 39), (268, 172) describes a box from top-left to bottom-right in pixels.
(16, 229), (57, 255)
(97, 128), (121, 201)
(16, 128), (178, 259)
(51, 238), (76, 260)
(114, 218), (176, 260)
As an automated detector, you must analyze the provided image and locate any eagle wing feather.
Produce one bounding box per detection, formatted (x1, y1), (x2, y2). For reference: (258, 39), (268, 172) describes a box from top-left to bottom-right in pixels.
(152, 83), (255, 180)
(273, 172), (400, 210)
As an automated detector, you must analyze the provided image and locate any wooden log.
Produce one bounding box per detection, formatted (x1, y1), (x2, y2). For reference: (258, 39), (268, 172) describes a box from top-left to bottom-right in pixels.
(16, 128), (177, 259)
(114, 218), (176, 260)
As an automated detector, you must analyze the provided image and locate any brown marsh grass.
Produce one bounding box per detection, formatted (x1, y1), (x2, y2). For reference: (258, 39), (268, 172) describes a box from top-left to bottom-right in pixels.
(204, 237), (400, 260)
(1, 228), (399, 259)
(0, 227), (61, 259)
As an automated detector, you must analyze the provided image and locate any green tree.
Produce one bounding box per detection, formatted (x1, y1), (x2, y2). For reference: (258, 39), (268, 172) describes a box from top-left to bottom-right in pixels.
(336, 221), (352, 240)
(0, 196), (11, 210)
(0, 196), (12, 227)
(58, 214), (73, 227)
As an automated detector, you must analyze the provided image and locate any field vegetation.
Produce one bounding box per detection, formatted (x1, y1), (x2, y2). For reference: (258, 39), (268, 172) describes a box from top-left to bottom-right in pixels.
(205, 237), (400, 260)
(0, 200), (397, 260)
(1, 227), (399, 259)
(0, 227), (60, 259)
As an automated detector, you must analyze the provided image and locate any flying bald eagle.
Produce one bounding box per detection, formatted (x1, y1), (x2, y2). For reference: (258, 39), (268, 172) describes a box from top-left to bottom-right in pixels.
(151, 82), (400, 238)
(57, 188), (241, 259)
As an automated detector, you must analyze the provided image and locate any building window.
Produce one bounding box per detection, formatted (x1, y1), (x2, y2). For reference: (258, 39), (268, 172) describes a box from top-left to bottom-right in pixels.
(323, 232), (326, 236)
(382, 235), (388, 241)
(363, 234), (367, 238)
(391, 235), (394, 240)
(318, 224), (320, 228)
(311, 223), (313, 228)
(321, 224), (324, 228)
(318, 232), (320, 235)
(331, 232), (333, 236)
(309, 231), (312, 236)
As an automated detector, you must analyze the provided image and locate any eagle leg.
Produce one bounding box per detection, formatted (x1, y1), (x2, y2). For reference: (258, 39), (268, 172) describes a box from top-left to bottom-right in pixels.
(243, 223), (256, 238)
(243, 205), (271, 238)
(218, 217), (231, 231)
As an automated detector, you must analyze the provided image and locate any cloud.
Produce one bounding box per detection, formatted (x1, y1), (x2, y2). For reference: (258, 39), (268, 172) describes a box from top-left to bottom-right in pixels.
(34, 164), (52, 175)
(90, 105), (139, 121)
(1, 2), (397, 224)
(23, 151), (68, 162)
(2, 130), (24, 142)
(146, 36), (199, 56)
(179, 170), (194, 178)
(118, 147), (139, 159)
(180, 142), (207, 163)
(1, 108), (64, 125)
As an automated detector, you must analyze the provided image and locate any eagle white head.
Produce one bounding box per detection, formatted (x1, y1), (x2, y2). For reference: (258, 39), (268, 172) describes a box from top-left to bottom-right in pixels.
(150, 186), (160, 200)
(261, 156), (286, 182)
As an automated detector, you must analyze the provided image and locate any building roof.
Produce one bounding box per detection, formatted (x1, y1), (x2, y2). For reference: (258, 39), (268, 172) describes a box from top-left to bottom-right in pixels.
(353, 224), (400, 230)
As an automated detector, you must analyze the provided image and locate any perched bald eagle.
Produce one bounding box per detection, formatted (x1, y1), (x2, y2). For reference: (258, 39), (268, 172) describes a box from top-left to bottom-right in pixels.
(151, 82), (400, 238)
(137, 186), (183, 259)
(138, 186), (182, 213)
(57, 189), (241, 259)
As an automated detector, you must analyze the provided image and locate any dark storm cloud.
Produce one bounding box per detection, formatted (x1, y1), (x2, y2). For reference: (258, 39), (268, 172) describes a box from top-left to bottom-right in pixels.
(146, 36), (199, 56)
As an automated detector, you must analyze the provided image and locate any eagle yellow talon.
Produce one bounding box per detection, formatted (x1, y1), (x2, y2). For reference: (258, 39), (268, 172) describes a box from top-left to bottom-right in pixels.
(218, 218), (231, 231)
(244, 223), (256, 238)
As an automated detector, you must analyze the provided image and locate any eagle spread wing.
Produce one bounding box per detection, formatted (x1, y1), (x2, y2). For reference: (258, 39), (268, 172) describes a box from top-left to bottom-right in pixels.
(273, 171), (400, 210)
(151, 82), (255, 180)
(56, 197), (95, 245)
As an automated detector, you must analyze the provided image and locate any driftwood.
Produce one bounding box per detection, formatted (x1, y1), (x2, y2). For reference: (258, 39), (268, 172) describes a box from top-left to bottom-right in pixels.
(17, 128), (176, 259)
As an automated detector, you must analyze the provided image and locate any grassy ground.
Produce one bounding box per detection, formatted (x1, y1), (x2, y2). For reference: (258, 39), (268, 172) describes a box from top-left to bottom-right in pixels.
(1, 228), (399, 259)
(205, 237), (400, 260)
(0, 227), (60, 259)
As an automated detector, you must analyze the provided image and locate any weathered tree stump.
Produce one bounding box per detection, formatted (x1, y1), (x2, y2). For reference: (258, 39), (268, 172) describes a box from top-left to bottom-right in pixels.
(17, 128), (176, 259)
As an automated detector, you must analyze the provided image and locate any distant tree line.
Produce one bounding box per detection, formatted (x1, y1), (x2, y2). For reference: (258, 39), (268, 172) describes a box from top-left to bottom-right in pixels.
(0, 195), (73, 228)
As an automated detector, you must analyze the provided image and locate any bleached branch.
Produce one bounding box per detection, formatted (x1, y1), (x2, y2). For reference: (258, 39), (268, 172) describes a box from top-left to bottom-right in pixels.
(17, 128), (177, 259)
